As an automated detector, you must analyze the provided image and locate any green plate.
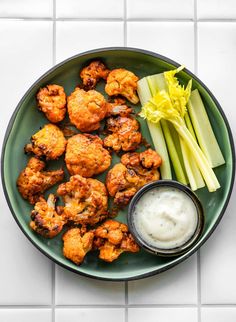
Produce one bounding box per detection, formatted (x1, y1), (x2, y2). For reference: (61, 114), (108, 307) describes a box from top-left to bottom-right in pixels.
(1, 48), (235, 281)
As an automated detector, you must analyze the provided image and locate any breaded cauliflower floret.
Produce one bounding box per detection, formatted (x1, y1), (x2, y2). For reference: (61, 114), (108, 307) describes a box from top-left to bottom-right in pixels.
(104, 115), (142, 152)
(30, 194), (65, 238)
(65, 134), (111, 177)
(106, 149), (161, 207)
(24, 124), (67, 160)
(67, 88), (107, 132)
(37, 85), (67, 123)
(105, 68), (139, 104)
(80, 60), (110, 90)
(17, 157), (64, 204)
(63, 228), (94, 265)
(57, 175), (108, 226)
(94, 220), (140, 262)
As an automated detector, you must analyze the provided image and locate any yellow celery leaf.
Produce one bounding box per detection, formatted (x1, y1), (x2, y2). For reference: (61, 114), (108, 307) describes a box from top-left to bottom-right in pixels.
(140, 90), (180, 124)
(164, 66), (192, 118)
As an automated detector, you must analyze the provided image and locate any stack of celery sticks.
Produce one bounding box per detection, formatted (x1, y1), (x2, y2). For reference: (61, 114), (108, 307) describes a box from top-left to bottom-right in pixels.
(137, 66), (225, 192)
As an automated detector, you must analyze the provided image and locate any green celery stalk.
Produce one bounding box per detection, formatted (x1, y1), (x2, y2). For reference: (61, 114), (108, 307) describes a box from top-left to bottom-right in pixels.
(188, 89), (225, 168)
(180, 138), (205, 191)
(147, 73), (188, 185)
(180, 138), (198, 191)
(137, 78), (172, 179)
(184, 112), (197, 141)
(161, 120), (188, 184)
(184, 112), (205, 189)
(140, 87), (221, 192)
(149, 72), (206, 190)
(168, 122), (189, 183)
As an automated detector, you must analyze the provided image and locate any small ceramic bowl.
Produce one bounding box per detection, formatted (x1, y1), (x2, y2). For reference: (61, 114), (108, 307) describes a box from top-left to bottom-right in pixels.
(128, 180), (205, 256)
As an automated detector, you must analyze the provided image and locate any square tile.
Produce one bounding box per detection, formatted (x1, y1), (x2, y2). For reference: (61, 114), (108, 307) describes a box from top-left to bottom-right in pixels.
(198, 23), (236, 303)
(56, 21), (124, 63)
(128, 308), (198, 322)
(201, 308), (236, 322)
(0, 20), (53, 305)
(200, 184), (236, 303)
(127, 22), (194, 71)
(0, 20), (53, 150)
(56, 0), (124, 18)
(198, 22), (236, 140)
(0, 187), (53, 304)
(55, 265), (125, 305)
(0, 309), (51, 322)
(198, 0), (236, 19)
(0, 0), (53, 18)
(127, 0), (194, 19)
(128, 255), (197, 304)
(55, 308), (125, 322)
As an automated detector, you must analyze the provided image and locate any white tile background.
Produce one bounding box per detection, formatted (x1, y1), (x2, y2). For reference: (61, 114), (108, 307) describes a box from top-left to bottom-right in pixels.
(0, 1), (235, 321)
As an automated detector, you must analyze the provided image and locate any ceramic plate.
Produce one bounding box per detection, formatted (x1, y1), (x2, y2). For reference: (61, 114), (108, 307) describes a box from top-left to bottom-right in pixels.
(1, 48), (235, 281)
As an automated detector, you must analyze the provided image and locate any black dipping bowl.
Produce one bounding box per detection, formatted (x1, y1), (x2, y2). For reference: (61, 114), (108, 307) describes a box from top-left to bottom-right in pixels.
(128, 180), (205, 256)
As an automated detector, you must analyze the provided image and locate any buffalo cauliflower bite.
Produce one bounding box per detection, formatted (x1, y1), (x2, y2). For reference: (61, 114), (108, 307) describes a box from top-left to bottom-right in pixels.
(106, 98), (133, 117)
(65, 133), (111, 177)
(63, 228), (94, 265)
(80, 60), (110, 90)
(67, 88), (107, 132)
(24, 124), (67, 160)
(105, 68), (139, 104)
(17, 157), (64, 204)
(104, 115), (142, 152)
(30, 194), (65, 238)
(37, 85), (67, 123)
(94, 220), (140, 262)
(57, 175), (108, 226)
(106, 149), (162, 207)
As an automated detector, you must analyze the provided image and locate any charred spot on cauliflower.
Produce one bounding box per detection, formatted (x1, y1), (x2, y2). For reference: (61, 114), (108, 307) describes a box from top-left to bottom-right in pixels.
(106, 149), (162, 207)
(94, 220), (140, 262)
(57, 175), (108, 226)
(80, 60), (110, 90)
(24, 124), (66, 160)
(30, 194), (66, 238)
(17, 157), (64, 204)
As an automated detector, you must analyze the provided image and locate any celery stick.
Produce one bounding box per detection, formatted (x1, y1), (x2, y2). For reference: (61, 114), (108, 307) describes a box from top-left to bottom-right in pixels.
(168, 122), (188, 183)
(148, 72), (206, 189)
(147, 74), (188, 184)
(188, 89), (225, 168)
(137, 78), (172, 179)
(184, 112), (205, 189)
(180, 138), (198, 191)
(147, 74), (168, 93)
(184, 112), (197, 141)
(162, 120), (188, 184)
(180, 137), (205, 190)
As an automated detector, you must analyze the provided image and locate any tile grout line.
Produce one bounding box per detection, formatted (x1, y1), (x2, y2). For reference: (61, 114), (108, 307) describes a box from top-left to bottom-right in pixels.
(194, 1), (201, 322)
(2, 17), (236, 22)
(124, 0), (128, 320)
(52, 0), (56, 66)
(52, 1), (56, 322)
(124, 0), (127, 46)
(51, 264), (56, 321)
(1, 303), (236, 309)
(125, 282), (128, 322)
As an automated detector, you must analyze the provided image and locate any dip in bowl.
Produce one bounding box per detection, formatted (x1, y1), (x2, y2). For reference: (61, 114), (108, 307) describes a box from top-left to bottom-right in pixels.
(128, 180), (205, 256)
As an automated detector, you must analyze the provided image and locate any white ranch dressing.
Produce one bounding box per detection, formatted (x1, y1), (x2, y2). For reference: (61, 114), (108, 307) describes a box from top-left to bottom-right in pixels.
(134, 187), (198, 249)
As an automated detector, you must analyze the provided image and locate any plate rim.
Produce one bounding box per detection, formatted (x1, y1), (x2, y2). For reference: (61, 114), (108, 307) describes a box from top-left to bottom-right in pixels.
(1, 46), (235, 281)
